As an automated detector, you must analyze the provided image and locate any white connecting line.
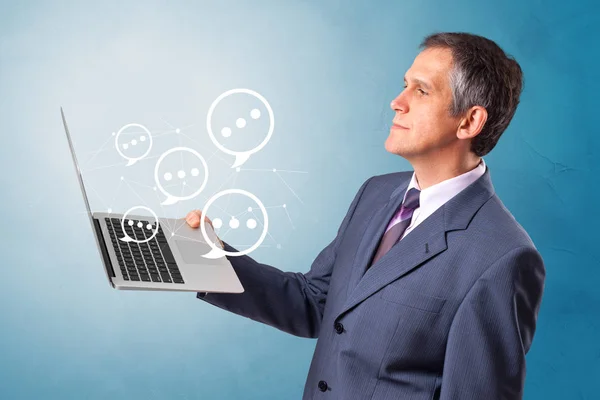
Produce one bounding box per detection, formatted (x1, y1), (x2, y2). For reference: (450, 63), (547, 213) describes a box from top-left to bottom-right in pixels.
(77, 116), (308, 254)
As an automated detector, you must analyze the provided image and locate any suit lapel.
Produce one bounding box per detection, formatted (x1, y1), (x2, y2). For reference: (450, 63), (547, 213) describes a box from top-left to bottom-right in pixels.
(338, 166), (495, 319)
(345, 179), (409, 293)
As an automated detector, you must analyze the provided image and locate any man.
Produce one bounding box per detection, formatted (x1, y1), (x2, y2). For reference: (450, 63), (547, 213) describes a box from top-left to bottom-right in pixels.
(186, 32), (545, 399)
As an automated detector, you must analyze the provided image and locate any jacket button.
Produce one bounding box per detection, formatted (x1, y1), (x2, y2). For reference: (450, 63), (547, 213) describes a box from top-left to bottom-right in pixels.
(318, 380), (328, 392)
(334, 322), (344, 334)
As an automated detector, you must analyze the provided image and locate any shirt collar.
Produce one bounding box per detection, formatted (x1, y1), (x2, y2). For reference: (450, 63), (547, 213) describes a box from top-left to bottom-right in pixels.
(403, 158), (487, 213)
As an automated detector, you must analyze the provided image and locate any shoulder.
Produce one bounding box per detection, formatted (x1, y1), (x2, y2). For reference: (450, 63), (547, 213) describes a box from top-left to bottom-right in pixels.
(464, 194), (545, 284)
(475, 195), (539, 250)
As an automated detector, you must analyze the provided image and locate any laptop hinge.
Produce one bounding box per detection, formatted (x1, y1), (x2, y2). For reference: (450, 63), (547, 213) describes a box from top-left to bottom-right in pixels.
(93, 218), (116, 278)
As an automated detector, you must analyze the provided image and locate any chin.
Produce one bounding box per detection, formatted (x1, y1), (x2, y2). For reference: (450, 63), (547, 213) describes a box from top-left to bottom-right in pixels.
(385, 134), (403, 155)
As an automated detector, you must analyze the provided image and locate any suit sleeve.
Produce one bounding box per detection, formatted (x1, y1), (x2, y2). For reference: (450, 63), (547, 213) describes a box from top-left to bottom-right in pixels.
(439, 246), (546, 400)
(196, 177), (373, 338)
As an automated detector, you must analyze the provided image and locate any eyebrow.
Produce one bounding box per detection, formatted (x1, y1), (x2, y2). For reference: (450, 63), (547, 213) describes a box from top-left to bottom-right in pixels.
(404, 76), (433, 91)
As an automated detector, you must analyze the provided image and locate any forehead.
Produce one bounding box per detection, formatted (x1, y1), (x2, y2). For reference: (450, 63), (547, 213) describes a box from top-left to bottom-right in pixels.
(405, 47), (454, 90)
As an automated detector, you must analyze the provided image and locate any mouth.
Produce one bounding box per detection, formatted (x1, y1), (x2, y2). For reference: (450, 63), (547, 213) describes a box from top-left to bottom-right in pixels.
(391, 122), (409, 130)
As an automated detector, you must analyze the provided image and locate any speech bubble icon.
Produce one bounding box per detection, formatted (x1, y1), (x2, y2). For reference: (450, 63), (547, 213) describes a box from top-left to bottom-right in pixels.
(203, 248), (226, 259)
(200, 189), (269, 259)
(231, 153), (250, 169)
(119, 205), (160, 243)
(115, 123), (153, 166)
(206, 88), (274, 168)
(154, 146), (209, 206)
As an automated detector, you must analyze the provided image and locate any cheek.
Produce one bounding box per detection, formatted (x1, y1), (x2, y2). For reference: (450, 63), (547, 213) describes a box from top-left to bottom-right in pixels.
(414, 106), (449, 135)
(411, 110), (433, 137)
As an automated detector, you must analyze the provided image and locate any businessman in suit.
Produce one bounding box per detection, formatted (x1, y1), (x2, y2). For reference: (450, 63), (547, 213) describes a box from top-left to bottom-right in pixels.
(186, 32), (545, 400)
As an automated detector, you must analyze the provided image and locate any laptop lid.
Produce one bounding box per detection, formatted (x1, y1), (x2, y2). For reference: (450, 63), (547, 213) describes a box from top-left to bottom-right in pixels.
(61, 107), (95, 225)
(61, 107), (115, 285)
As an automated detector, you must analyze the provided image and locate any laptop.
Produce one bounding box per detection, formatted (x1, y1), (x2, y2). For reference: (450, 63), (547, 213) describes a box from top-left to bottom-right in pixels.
(61, 107), (244, 293)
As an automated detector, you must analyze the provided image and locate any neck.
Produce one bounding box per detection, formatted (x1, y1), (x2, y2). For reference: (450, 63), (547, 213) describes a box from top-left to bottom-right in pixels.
(410, 154), (482, 190)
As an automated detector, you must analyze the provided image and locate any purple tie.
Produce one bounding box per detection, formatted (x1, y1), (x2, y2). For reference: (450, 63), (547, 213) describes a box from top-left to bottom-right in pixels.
(370, 187), (421, 267)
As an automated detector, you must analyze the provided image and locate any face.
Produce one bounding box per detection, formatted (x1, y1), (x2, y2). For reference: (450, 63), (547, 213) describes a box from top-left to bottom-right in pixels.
(385, 47), (463, 160)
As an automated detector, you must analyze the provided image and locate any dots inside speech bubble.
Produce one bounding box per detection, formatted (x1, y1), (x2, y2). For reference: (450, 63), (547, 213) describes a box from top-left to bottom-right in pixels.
(246, 219), (257, 229)
(206, 88), (274, 168)
(218, 107), (263, 138)
(119, 205), (160, 243)
(210, 216), (258, 232)
(115, 123), (153, 166)
(200, 189), (269, 259)
(154, 147), (209, 206)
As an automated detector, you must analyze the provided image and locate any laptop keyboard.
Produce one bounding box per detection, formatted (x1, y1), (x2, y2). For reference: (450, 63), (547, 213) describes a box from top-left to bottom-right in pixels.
(104, 218), (185, 284)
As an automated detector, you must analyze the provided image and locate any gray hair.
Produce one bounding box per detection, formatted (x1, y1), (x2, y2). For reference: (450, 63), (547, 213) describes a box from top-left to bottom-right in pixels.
(419, 32), (524, 157)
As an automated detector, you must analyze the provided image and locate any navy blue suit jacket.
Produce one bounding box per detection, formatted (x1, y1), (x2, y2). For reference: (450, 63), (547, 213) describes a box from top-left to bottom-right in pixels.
(197, 166), (546, 399)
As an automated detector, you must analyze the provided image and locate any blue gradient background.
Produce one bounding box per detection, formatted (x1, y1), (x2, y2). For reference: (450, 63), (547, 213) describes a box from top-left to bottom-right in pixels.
(1, 0), (598, 399)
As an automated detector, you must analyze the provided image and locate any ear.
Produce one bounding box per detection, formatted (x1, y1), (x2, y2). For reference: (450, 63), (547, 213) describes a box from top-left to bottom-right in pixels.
(457, 106), (487, 139)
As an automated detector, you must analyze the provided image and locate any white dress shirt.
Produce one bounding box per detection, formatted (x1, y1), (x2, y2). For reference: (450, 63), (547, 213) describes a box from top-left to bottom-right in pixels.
(385, 158), (487, 241)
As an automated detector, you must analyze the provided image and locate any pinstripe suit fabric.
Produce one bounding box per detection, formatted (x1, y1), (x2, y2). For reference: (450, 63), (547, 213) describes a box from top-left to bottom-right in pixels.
(197, 166), (546, 400)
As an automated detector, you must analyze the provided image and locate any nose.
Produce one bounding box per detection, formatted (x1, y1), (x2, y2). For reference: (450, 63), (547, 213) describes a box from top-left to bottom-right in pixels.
(390, 91), (407, 113)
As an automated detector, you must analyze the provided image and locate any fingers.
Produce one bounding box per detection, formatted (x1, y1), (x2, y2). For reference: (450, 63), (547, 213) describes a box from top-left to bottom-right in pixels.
(184, 209), (223, 248)
(185, 210), (201, 228)
(185, 209), (212, 229)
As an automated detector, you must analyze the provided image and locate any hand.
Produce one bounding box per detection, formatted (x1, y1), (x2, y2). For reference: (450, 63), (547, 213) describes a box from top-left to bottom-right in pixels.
(185, 209), (224, 248)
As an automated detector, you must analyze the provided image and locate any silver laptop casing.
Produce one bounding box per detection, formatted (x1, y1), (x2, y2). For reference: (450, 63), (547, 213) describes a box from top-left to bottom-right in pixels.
(94, 212), (244, 293)
(62, 107), (244, 293)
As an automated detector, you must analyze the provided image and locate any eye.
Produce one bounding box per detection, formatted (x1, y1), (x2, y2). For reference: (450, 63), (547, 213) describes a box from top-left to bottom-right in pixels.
(402, 84), (427, 96)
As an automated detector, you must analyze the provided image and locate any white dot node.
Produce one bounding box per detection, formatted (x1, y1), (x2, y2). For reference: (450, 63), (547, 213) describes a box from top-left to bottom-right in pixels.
(221, 127), (232, 137)
(178, 170), (186, 179)
(236, 118), (246, 128)
(283, 204), (287, 208)
(131, 139), (137, 146)
(213, 218), (223, 229)
(171, 232), (175, 236)
(140, 135), (146, 142)
(246, 218), (257, 229)
(128, 220), (134, 226)
(250, 108), (261, 119)
(108, 208), (112, 213)
(122, 143), (129, 150)
(229, 217), (240, 229)
(137, 222), (143, 228)
(146, 224), (153, 230)
(112, 132), (116, 136)
(120, 176), (124, 181)
(164, 172), (173, 181)
(191, 168), (200, 177)
(273, 168), (276, 172)
(175, 128), (181, 134)
(247, 207), (252, 212)
(153, 186), (157, 191)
